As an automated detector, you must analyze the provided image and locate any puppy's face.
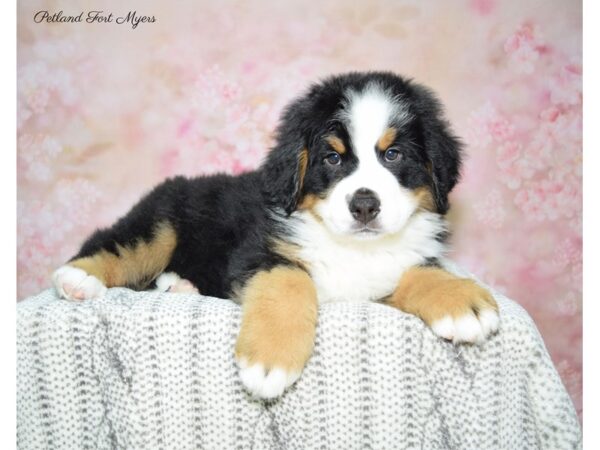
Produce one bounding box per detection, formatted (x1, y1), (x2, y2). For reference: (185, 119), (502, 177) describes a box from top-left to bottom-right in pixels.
(263, 72), (461, 240)
(304, 86), (433, 238)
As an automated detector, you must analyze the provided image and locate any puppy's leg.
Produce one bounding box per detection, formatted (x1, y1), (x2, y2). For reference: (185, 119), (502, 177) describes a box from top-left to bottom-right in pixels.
(387, 266), (499, 344)
(53, 221), (177, 301)
(235, 266), (318, 399)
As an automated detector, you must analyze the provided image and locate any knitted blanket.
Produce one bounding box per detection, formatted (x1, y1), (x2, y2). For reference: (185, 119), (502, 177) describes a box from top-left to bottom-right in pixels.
(17, 264), (581, 449)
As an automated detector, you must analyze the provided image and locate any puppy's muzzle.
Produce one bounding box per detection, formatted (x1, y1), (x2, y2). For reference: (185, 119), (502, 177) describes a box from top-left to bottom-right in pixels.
(349, 188), (381, 224)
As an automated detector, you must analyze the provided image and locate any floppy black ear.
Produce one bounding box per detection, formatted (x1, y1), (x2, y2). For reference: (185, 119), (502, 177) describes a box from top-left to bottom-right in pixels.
(261, 100), (310, 215)
(410, 84), (462, 214)
(261, 142), (307, 215)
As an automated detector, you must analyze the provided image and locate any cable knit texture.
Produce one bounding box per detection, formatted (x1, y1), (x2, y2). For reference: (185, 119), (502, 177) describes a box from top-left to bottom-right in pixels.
(17, 263), (581, 449)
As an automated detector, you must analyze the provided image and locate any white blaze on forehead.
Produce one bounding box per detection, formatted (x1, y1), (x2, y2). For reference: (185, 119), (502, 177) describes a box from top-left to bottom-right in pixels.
(340, 83), (411, 163)
(346, 87), (395, 157)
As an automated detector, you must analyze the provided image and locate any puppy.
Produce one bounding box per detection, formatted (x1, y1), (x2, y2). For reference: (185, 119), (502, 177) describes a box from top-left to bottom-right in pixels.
(52, 72), (499, 399)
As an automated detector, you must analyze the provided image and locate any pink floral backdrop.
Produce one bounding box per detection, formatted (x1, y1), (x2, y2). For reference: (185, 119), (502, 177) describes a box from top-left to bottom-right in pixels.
(17, 0), (582, 418)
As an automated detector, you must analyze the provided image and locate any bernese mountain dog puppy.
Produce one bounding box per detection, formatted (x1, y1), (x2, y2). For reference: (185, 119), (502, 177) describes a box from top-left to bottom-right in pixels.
(52, 72), (499, 399)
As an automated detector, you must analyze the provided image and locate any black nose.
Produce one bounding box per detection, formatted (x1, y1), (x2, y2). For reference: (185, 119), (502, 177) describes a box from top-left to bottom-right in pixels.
(349, 188), (381, 224)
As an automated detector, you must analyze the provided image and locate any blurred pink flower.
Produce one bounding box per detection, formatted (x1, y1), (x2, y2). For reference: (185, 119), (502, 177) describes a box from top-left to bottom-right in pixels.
(551, 238), (582, 270)
(504, 22), (545, 74)
(496, 141), (521, 169)
(474, 189), (506, 229)
(549, 62), (582, 106)
(555, 292), (581, 316)
(469, 0), (495, 15)
(513, 177), (579, 222)
(18, 134), (63, 182)
(18, 62), (51, 114)
(466, 102), (515, 147)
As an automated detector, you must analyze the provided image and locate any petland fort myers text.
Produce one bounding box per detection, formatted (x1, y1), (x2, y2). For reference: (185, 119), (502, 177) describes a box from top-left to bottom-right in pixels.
(34, 10), (156, 29)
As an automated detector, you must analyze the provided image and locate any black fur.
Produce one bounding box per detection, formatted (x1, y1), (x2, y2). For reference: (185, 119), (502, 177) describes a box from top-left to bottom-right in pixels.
(404, 82), (462, 214)
(71, 71), (462, 298)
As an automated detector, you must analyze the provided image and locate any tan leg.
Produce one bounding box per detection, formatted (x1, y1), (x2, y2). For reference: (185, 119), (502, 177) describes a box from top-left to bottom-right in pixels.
(235, 266), (318, 399)
(53, 222), (177, 301)
(388, 266), (499, 344)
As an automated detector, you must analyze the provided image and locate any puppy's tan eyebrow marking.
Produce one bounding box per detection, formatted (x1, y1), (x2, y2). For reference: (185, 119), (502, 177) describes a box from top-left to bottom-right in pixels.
(325, 135), (346, 154)
(377, 127), (397, 151)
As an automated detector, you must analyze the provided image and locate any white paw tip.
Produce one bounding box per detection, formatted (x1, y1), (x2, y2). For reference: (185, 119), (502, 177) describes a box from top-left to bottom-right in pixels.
(431, 308), (499, 345)
(479, 308), (500, 336)
(431, 316), (454, 340)
(155, 272), (182, 292)
(237, 358), (300, 399)
(155, 272), (199, 294)
(453, 314), (484, 344)
(52, 265), (106, 301)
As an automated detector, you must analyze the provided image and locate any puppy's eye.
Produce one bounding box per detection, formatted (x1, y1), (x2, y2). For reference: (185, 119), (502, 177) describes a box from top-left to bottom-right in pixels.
(384, 148), (401, 162)
(324, 152), (341, 166)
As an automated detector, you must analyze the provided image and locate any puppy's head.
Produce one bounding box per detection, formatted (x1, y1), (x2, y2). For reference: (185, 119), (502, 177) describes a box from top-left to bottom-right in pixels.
(262, 72), (462, 239)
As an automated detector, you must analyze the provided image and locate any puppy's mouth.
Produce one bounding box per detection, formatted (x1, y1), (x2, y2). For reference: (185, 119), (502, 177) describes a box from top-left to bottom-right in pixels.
(350, 222), (383, 237)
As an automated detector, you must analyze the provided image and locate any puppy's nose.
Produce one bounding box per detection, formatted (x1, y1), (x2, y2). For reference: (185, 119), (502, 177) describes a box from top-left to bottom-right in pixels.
(349, 188), (381, 224)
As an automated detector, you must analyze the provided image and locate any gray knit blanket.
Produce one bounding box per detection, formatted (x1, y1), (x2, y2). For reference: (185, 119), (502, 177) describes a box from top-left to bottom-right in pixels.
(17, 266), (581, 449)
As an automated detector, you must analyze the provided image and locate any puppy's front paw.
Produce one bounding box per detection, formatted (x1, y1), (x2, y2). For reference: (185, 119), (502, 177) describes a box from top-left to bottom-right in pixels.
(52, 265), (107, 301)
(235, 266), (318, 399)
(426, 279), (499, 344)
(236, 357), (301, 399)
(235, 328), (309, 399)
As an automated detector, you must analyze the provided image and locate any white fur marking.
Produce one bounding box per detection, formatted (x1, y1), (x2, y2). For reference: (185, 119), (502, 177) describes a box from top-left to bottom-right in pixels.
(154, 272), (199, 293)
(155, 272), (182, 292)
(431, 307), (499, 344)
(431, 316), (454, 341)
(287, 210), (447, 303)
(346, 86), (395, 154)
(52, 265), (107, 301)
(479, 308), (500, 336)
(237, 358), (299, 399)
(453, 314), (484, 344)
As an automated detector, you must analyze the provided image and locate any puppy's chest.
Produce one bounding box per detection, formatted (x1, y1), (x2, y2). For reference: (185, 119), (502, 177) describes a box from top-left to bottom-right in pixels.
(284, 211), (447, 304)
(300, 243), (419, 303)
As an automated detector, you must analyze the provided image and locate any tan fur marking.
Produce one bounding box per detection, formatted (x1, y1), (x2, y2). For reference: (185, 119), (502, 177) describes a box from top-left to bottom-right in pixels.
(325, 135), (346, 154)
(413, 186), (435, 212)
(271, 239), (308, 271)
(69, 222), (177, 288)
(298, 193), (320, 210)
(298, 148), (308, 191)
(297, 193), (325, 224)
(387, 266), (497, 326)
(235, 267), (318, 372)
(377, 127), (397, 151)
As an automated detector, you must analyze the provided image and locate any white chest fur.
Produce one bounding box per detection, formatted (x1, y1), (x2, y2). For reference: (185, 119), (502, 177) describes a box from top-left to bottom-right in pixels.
(286, 211), (448, 303)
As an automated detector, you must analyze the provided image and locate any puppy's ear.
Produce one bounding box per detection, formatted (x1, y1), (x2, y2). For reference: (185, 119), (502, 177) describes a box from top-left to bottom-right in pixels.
(261, 144), (308, 215)
(410, 83), (462, 214)
(261, 102), (310, 214)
